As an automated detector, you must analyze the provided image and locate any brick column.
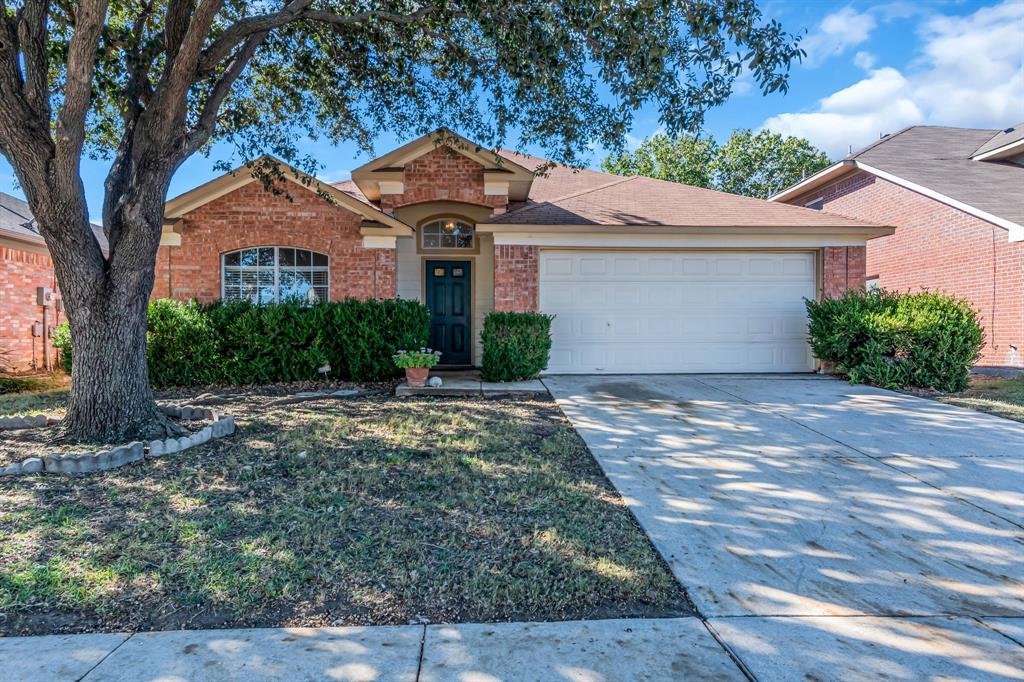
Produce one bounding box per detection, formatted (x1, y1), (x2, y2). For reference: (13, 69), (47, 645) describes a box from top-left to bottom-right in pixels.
(493, 244), (539, 312)
(823, 246), (866, 299)
(373, 247), (397, 299)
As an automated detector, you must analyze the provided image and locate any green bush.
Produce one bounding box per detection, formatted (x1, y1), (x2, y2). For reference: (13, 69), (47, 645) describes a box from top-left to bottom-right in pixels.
(57, 298), (430, 388)
(480, 311), (554, 382)
(51, 322), (73, 373)
(806, 289), (984, 392)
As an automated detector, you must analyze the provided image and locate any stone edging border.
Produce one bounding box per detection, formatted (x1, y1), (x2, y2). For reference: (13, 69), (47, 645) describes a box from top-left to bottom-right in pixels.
(0, 404), (235, 478)
(0, 414), (61, 430)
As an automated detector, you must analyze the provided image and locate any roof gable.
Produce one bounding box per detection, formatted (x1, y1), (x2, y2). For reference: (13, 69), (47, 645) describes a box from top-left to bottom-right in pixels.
(770, 125), (1024, 241)
(350, 130), (536, 202)
(164, 157), (410, 233)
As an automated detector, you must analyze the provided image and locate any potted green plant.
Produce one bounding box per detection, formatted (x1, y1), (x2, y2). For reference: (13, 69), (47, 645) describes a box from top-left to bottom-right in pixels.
(393, 348), (442, 387)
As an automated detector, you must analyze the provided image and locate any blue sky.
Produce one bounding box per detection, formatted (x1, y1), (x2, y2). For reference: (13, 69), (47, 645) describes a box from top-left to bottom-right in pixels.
(1, 0), (1022, 222)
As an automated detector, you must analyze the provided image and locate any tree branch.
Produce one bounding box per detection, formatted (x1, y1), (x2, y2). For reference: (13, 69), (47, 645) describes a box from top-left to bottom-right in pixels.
(183, 30), (267, 157)
(197, 3), (451, 76)
(15, 0), (50, 121)
(54, 0), (108, 169)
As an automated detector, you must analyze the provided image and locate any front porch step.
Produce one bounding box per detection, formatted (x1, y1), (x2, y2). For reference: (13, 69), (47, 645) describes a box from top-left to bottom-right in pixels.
(395, 372), (548, 397)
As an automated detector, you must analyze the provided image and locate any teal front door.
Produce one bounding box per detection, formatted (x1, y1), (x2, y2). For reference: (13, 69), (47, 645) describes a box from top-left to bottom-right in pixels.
(425, 260), (472, 365)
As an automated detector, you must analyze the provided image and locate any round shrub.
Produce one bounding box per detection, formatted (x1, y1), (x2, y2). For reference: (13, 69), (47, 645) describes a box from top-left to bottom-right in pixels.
(481, 311), (554, 382)
(806, 289), (984, 392)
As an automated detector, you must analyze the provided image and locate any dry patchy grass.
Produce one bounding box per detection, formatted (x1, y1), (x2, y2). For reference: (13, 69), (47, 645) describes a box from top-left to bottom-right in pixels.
(0, 387), (689, 635)
(910, 376), (1024, 423)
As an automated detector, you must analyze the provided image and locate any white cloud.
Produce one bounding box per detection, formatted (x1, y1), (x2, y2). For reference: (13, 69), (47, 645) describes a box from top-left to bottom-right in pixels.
(762, 0), (1024, 158)
(853, 51), (876, 70)
(801, 6), (877, 66)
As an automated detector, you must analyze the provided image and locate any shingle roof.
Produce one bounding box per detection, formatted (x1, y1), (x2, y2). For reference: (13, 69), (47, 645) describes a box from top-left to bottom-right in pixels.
(489, 174), (883, 228)
(330, 179), (370, 205)
(847, 125), (1024, 226)
(0, 191), (108, 252)
(972, 122), (1024, 157)
(496, 150), (622, 206)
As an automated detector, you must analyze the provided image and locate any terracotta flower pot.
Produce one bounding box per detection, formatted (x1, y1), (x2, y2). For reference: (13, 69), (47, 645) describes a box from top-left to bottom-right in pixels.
(405, 367), (429, 387)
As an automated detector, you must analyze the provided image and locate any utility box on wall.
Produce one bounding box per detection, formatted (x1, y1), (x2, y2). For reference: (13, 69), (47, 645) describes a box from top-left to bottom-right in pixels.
(36, 286), (54, 307)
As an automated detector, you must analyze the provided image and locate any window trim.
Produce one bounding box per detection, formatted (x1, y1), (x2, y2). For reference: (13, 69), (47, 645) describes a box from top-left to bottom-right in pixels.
(804, 197), (825, 211)
(417, 216), (479, 254)
(221, 246), (330, 304)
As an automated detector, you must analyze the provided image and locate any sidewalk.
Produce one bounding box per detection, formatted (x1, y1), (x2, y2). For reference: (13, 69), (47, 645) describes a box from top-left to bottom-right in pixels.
(0, 617), (747, 681)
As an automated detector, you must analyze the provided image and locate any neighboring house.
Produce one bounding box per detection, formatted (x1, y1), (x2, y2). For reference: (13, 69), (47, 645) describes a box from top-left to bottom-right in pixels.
(0, 192), (107, 371)
(156, 131), (890, 374)
(771, 124), (1024, 369)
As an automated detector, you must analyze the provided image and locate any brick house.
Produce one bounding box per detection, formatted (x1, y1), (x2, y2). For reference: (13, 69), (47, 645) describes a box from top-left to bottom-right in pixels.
(3, 131), (892, 374)
(772, 124), (1024, 369)
(0, 193), (106, 371)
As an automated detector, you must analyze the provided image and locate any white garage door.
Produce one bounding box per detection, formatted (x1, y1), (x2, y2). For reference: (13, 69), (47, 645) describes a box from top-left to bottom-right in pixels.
(540, 250), (816, 374)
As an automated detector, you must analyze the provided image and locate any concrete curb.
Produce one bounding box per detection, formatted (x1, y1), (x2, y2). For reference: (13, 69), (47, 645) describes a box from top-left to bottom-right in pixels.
(0, 404), (236, 479)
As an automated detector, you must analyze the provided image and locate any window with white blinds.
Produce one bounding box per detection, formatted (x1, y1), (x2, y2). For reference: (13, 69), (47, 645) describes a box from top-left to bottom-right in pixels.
(222, 247), (329, 304)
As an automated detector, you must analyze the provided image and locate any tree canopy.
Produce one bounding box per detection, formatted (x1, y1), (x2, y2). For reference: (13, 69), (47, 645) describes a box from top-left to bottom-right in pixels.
(0, 1), (804, 441)
(602, 129), (832, 199)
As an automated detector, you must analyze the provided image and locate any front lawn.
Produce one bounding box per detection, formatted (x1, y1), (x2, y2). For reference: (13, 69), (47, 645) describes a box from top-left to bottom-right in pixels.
(0, 386), (689, 635)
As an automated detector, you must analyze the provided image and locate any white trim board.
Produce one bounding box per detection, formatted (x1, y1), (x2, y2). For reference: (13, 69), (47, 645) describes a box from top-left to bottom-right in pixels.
(493, 233), (877, 248)
(770, 160), (1023, 243)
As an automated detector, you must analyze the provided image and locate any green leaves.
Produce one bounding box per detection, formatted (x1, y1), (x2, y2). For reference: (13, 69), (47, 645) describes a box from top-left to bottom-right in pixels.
(714, 128), (831, 199)
(55, 298), (431, 388)
(806, 289), (985, 393)
(603, 128), (832, 198)
(602, 133), (718, 187)
(23, 0), (805, 170)
(480, 312), (554, 382)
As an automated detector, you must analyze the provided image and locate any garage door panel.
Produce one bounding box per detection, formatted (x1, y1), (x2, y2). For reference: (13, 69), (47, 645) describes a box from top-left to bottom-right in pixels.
(550, 341), (809, 373)
(541, 250), (816, 374)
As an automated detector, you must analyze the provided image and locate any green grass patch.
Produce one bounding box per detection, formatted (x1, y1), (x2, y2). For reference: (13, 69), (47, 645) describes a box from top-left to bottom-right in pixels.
(933, 376), (1024, 423)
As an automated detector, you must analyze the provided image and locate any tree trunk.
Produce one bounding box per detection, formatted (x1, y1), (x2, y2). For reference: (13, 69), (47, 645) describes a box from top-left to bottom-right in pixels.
(59, 285), (173, 443)
(40, 173), (181, 444)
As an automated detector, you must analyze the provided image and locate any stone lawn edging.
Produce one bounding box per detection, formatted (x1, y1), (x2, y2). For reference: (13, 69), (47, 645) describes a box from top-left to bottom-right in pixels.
(0, 404), (235, 478)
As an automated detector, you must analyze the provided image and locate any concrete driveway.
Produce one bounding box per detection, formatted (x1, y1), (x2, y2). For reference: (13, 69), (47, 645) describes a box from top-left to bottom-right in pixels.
(544, 374), (1024, 681)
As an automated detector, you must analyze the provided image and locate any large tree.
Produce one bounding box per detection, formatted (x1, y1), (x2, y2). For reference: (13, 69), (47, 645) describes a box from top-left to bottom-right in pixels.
(0, 1), (802, 442)
(603, 128), (831, 199)
(601, 133), (717, 188)
(714, 128), (830, 199)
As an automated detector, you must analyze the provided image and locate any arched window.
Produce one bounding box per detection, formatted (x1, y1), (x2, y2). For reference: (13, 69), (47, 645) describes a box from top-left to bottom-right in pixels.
(421, 219), (475, 249)
(222, 247), (329, 304)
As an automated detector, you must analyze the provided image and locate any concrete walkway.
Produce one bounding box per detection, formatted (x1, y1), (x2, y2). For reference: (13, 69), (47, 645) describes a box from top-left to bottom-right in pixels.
(0, 618), (747, 681)
(395, 369), (547, 397)
(544, 374), (1024, 681)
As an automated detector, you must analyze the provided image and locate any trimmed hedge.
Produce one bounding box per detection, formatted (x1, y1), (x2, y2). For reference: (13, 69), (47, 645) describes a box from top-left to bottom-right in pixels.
(806, 288), (984, 392)
(480, 311), (553, 382)
(57, 298), (430, 387)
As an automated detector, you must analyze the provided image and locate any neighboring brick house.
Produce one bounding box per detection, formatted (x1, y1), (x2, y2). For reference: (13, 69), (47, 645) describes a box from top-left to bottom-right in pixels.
(0, 193), (107, 372)
(4, 131), (892, 374)
(772, 124), (1024, 368)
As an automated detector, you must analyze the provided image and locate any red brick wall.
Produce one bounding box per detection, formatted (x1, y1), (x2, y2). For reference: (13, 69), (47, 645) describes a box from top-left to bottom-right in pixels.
(155, 181), (396, 303)
(789, 171), (1023, 367)
(1, 246), (63, 371)
(493, 245), (539, 312)
(381, 146), (506, 213)
(823, 246), (867, 299)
